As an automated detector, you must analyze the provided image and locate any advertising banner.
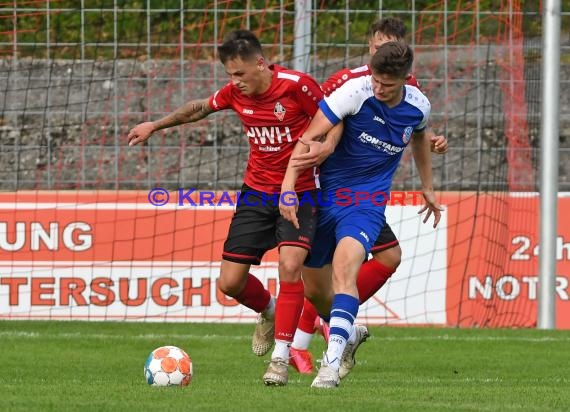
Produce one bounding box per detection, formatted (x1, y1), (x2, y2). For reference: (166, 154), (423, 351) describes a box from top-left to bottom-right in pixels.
(0, 191), (568, 328)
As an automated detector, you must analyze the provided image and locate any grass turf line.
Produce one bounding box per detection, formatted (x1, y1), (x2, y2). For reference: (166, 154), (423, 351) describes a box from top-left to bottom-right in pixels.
(0, 321), (569, 412)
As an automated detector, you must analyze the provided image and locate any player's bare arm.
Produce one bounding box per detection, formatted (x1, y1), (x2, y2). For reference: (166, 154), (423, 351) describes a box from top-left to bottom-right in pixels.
(291, 122), (344, 169)
(279, 140), (310, 229)
(424, 127), (448, 154)
(298, 109), (336, 145)
(280, 124), (333, 228)
(279, 110), (335, 227)
(128, 98), (213, 146)
(410, 129), (444, 228)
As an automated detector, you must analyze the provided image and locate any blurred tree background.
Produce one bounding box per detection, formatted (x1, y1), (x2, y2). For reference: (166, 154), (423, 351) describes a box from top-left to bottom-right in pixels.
(0, 0), (550, 60)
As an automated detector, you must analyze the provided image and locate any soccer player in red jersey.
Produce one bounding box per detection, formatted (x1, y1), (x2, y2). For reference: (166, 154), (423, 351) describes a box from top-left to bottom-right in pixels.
(127, 30), (323, 386)
(288, 17), (449, 376)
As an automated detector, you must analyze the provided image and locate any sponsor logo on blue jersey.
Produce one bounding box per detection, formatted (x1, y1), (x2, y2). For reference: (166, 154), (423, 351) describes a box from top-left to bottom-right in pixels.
(357, 131), (405, 155)
(402, 126), (413, 144)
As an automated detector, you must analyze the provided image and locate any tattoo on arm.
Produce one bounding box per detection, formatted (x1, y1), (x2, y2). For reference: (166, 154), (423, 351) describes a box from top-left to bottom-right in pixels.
(183, 99), (214, 122)
(154, 98), (214, 130)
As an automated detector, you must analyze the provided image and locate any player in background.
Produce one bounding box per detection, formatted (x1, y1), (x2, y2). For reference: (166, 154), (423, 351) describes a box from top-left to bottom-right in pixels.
(280, 41), (443, 388)
(127, 29), (325, 387)
(288, 16), (449, 376)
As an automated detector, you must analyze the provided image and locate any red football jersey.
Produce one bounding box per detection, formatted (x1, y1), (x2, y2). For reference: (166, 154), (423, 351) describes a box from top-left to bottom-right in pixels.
(321, 65), (420, 96)
(208, 64), (323, 194)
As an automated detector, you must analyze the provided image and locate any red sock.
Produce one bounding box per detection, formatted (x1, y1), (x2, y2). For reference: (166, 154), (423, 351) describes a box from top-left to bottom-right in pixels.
(357, 259), (395, 303)
(296, 298), (319, 334)
(275, 280), (305, 342)
(234, 273), (271, 313)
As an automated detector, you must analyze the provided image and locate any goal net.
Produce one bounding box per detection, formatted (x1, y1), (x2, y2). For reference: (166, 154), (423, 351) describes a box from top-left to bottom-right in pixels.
(1, 1), (557, 327)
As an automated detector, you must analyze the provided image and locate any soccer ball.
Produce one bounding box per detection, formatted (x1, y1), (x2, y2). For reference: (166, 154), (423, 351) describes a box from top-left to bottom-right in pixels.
(144, 345), (193, 387)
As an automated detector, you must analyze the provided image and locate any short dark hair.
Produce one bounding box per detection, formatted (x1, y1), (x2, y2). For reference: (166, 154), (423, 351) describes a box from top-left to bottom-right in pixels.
(368, 17), (406, 40)
(218, 30), (264, 64)
(370, 41), (413, 79)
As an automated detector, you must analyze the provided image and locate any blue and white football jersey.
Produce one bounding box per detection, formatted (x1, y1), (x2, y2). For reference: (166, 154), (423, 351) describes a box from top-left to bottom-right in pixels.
(318, 65), (431, 196)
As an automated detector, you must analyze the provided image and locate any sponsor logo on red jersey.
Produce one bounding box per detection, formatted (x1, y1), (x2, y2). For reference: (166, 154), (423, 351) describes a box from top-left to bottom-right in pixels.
(246, 126), (293, 147)
(273, 102), (286, 121)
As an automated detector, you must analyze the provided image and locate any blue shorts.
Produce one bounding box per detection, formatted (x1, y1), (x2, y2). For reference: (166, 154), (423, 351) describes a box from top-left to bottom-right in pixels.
(305, 204), (386, 268)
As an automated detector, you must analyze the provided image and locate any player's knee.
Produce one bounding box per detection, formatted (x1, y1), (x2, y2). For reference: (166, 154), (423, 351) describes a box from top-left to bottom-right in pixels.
(217, 275), (241, 297)
(217, 281), (234, 297)
(333, 254), (360, 275)
(278, 258), (303, 281)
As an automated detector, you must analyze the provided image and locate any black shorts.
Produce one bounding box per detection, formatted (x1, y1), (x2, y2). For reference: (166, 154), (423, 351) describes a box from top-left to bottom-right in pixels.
(222, 184), (319, 265)
(370, 223), (399, 254)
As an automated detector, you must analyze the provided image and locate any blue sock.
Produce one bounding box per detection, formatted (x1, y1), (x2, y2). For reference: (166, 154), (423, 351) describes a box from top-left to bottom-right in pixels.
(325, 293), (359, 369)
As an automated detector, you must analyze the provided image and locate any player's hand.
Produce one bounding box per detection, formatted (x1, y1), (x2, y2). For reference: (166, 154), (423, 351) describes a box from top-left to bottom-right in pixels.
(279, 189), (300, 229)
(418, 189), (444, 228)
(128, 122), (155, 146)
(291, 139), (331, 169)
(430, 135), (448, 154)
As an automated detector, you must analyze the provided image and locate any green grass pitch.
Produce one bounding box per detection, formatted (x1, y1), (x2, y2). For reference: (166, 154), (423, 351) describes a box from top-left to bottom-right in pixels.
(1, 321), (569, 412)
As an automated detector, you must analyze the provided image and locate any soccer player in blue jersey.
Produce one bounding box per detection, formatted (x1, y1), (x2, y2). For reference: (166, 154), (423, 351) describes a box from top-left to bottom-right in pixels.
(280, 40), (443, 388)
(289, 17), (448, 376)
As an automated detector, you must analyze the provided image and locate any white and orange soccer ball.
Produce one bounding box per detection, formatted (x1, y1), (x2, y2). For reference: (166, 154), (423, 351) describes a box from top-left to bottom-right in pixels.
(144, 345), (193, 387)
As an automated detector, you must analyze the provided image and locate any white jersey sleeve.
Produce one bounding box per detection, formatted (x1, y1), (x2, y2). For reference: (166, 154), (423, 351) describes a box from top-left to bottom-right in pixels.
(318, 73), (372, 125)
(404, 85), (431, 131)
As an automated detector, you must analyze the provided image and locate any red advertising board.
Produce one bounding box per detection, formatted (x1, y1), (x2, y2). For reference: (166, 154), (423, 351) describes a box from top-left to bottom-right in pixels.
(445, 193), (570, 329)
(0, 191), (568, 328)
